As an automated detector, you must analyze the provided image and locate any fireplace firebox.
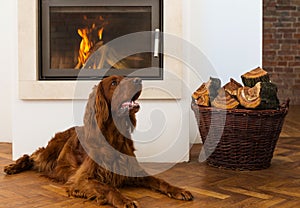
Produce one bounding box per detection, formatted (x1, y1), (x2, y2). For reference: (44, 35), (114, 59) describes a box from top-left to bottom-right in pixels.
(39, 0), (163, 80)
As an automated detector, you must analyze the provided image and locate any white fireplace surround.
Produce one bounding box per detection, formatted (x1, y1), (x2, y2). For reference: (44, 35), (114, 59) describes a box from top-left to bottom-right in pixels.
(19, 0), (183, 100)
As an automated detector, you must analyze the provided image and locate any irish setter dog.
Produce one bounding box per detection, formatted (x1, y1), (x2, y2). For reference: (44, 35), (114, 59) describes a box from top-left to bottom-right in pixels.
(4, 76), (193, 208)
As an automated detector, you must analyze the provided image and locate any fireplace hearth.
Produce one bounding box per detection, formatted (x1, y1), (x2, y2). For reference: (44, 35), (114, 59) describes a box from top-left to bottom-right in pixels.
(39, 0), (163, 80)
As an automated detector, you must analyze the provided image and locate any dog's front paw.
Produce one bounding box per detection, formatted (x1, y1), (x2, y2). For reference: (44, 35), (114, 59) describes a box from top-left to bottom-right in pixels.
(4, 155), (32, 175)
(114, 197), (139, 208)
(122, 199), (139, 208)
(167, 188), (194, 201)
(4, 164), (17, 175)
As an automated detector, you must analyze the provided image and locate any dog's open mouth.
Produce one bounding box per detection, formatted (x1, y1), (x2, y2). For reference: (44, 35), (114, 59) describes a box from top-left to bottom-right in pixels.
(118, 90), (141, 115)
(121, 100), (140, 111)
(118, 100), (140, 116)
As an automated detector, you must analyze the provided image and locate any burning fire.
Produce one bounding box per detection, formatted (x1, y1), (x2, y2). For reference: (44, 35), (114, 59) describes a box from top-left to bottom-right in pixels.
(98, 27), (104, 40)
(75, 17), (105, 69)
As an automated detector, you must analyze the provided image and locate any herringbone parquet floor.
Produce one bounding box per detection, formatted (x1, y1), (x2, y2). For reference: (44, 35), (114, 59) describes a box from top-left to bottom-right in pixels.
(0, 106), (299, 208)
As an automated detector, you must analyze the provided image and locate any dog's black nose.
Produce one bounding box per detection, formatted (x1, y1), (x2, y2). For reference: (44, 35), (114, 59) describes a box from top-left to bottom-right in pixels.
(133, 78), (142, 85)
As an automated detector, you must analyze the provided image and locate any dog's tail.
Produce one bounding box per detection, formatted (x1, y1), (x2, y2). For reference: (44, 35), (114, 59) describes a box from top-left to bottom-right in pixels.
(4, 154), (33, 175)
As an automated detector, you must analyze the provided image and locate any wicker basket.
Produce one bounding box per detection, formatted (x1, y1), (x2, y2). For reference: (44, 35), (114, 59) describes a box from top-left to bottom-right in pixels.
(191, 99), (289, 170)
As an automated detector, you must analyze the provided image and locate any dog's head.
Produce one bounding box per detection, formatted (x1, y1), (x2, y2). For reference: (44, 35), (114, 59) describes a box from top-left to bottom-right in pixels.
(84, 75), (142, 131)
(101, 75), (142, 117)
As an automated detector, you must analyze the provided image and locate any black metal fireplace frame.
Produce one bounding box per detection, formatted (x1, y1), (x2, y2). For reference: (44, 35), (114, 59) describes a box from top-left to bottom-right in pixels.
(38, 0), (163, 80)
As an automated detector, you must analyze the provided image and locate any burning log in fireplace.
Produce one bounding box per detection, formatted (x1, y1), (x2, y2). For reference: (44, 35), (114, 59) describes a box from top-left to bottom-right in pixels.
(80, 41), (129, 70)
(74, 16), (131, 70)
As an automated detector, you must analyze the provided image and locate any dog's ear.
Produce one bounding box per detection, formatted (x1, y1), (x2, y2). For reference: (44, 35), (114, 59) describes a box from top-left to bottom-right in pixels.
(95, 82), (109, 128)
(84, 82), (109, 131)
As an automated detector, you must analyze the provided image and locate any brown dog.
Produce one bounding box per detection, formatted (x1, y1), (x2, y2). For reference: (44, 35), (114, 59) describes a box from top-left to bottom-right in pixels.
(4, 76), (193, 208)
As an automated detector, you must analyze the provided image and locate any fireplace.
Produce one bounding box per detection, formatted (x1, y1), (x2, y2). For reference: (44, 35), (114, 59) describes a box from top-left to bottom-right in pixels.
(19, 0), (182, 100)
(39, 0), (163, 80)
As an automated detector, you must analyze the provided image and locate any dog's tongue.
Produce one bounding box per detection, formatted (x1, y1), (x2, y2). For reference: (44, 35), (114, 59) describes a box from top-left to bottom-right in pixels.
(121, 101), (139, 109)
(118, 101), (140, 115)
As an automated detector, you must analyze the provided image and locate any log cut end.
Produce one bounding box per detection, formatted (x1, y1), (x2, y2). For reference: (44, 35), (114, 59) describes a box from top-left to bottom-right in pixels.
(212, 90), (240, 109)
(241, 67), (270, 87)
(223, 78), (243, 96)
(237, 82), (279, 109)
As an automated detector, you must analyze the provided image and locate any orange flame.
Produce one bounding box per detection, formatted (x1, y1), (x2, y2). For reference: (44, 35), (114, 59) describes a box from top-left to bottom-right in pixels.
(77, 28), (92, 65)
(76, 22), (105, 68)
(98, 27), (104, 40)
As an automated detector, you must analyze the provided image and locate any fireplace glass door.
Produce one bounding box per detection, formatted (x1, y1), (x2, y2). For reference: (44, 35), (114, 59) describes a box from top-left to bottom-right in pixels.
(39, 0), (163, 80)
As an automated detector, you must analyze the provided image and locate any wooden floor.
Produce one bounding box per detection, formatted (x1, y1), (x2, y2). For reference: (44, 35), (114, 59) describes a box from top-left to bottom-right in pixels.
(0, 105), (300, 208)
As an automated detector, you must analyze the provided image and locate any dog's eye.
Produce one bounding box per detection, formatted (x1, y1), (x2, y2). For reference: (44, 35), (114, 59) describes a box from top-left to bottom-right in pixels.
(111, 80), (118, 86)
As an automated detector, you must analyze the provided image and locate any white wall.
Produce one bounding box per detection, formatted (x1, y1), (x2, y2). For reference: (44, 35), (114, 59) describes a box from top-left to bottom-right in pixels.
(1, 0), (262, 162)
(186, 0), (262, 143)
(187, 0), (262, 84)
(0, 0), (15, 142)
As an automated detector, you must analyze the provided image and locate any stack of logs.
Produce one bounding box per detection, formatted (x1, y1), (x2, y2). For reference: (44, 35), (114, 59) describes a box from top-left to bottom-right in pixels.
(192, 67), (280, 110)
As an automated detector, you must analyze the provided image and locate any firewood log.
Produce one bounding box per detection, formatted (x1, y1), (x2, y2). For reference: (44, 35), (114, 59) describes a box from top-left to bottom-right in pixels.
(80, 41), (128, 70)
(192, 77), (221, 107)
(211, 89), (240, 109)
(223, 78), (243, 96)
(207, 77), (221, 101)
(237, 82), (279, 109)
(241, 67), (270, 87)
(192, 83), (210, 107)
